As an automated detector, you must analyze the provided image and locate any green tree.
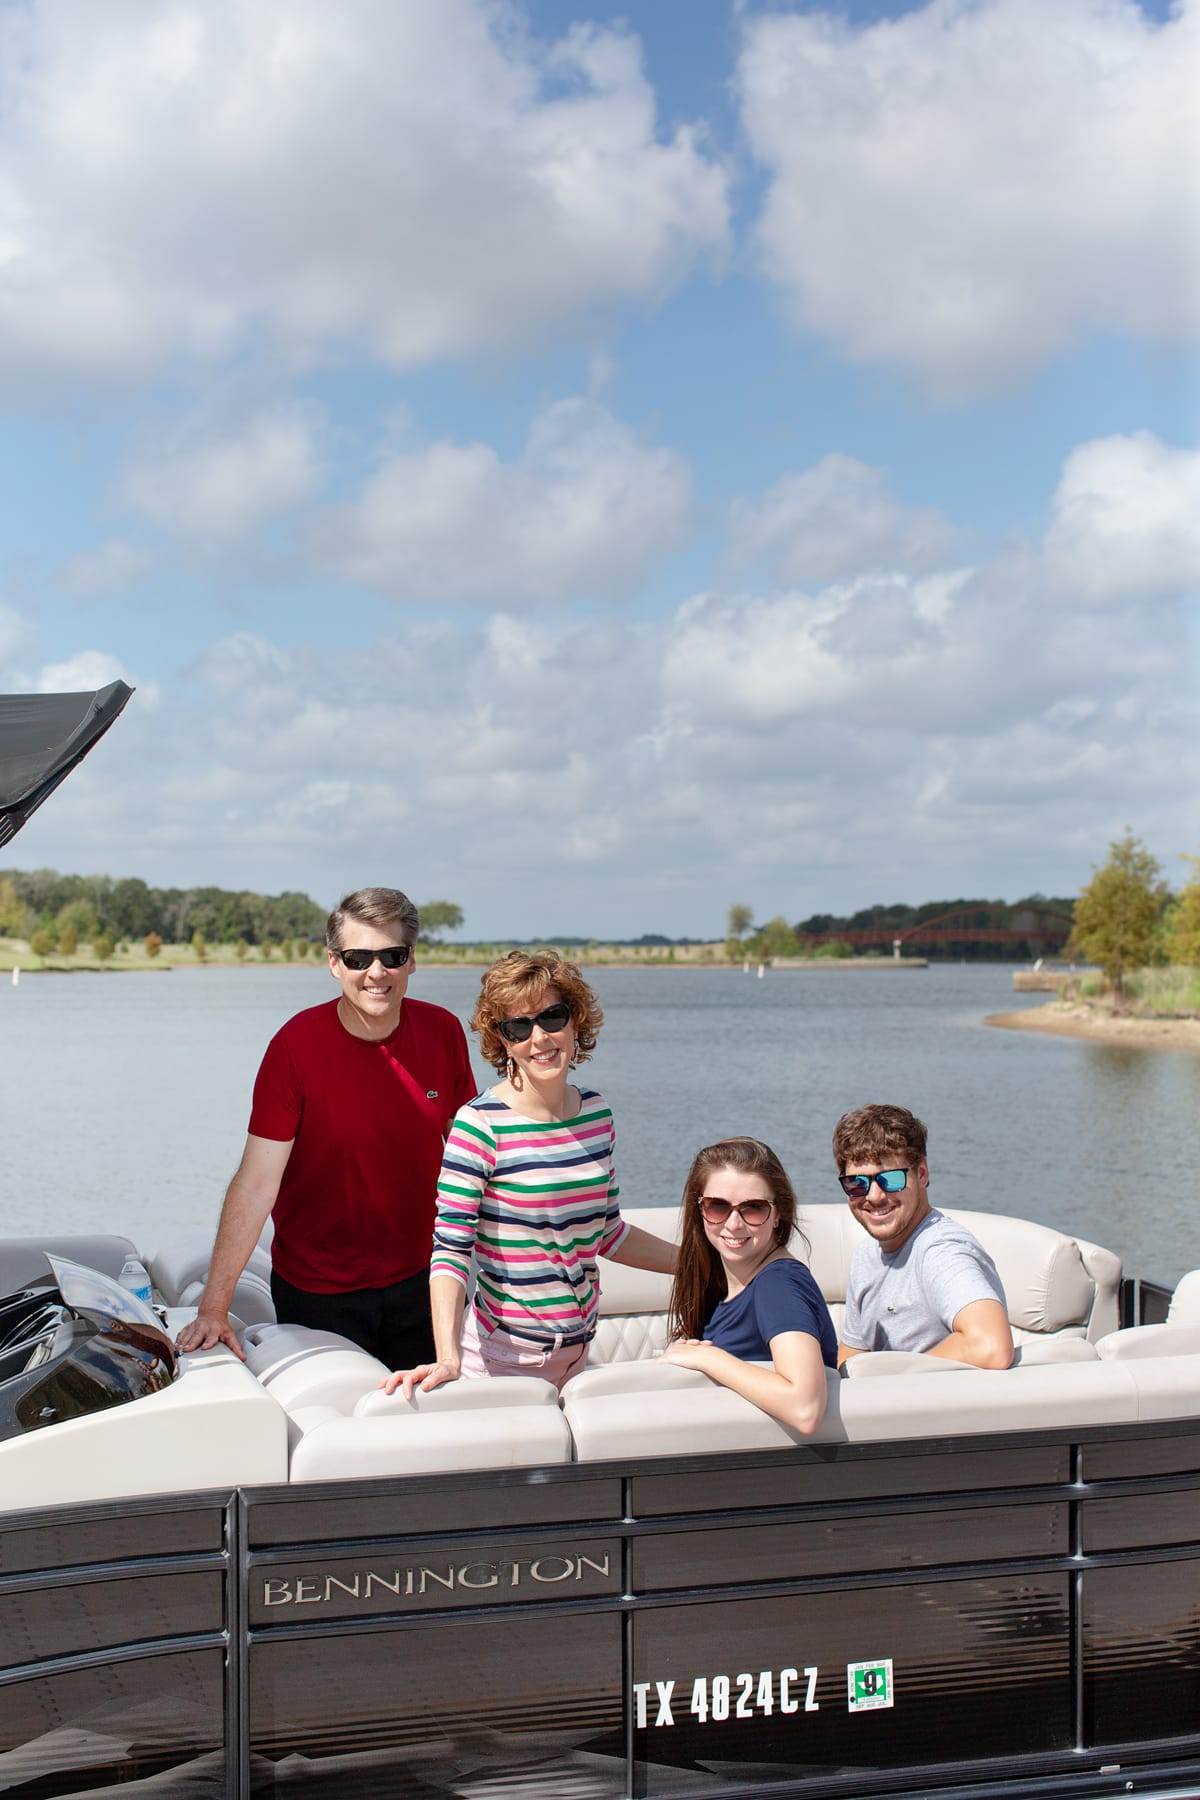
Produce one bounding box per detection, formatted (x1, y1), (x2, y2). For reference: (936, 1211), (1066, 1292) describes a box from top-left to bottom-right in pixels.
(143, 931), (163, 959)
(751, 916), (801, 960)
(813, 939), (855, 959)
(420, 900), (464, 942)
(727, 903), (753, 941)
(30, 928), (53, 963)
(58, 921), (79, 956)
(56, 898), (99, 942)
(1071, 830), (1170, 997)
(93, 930), (115, 963)
(260, 940), (275, 960)
(294, 938), (310, 959)
(191, 930), (208, 962)
(1167, 857), (1200, 966)
(234, 938), (249, 961)
(0, 877), (24, 936)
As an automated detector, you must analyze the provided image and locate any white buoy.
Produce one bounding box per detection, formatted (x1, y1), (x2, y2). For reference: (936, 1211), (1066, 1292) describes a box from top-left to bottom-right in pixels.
(757, 964), (765, 979)
(743, 959), (750, 974)
(11, 966), (18, 986)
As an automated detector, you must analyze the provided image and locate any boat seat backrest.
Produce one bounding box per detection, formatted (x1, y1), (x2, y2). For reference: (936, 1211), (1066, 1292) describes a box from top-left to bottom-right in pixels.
(590, 1203), (1120, 1361)
(1168, 1270), (1200, 1326)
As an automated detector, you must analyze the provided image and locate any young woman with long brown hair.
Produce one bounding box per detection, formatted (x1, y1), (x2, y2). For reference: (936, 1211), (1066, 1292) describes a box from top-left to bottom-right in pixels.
(662, 1137), (836, 1435)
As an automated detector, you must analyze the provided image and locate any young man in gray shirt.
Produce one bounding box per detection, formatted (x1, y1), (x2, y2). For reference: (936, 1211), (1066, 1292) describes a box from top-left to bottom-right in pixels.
(834, 1103), (1013, 1370)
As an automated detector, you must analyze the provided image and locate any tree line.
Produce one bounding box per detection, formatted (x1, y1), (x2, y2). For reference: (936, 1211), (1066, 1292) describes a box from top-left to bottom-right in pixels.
(0, 872), (471, 957)
(724, 895), (1078, 963)
(726, 836), (1200, 982)
(0, 869), (326, 950)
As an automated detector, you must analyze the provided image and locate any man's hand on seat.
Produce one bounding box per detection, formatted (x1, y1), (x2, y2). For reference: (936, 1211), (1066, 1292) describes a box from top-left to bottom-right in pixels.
(176, 1310), (246, 1360)
(379, 1358), (460, 1400)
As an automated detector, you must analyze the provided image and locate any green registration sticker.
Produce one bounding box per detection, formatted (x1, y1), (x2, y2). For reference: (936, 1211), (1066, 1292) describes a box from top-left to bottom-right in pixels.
(846, 1658), (893, 1713)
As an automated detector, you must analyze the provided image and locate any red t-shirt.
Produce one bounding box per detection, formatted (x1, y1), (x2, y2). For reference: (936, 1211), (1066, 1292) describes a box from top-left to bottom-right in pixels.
(249, 997), (476, 1293)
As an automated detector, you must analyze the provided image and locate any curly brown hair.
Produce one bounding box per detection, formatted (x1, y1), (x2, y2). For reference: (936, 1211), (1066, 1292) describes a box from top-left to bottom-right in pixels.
(831, 1103), (927, 1172)
(667, 1138), (803, 1342)
(471, 949), (604, 1073)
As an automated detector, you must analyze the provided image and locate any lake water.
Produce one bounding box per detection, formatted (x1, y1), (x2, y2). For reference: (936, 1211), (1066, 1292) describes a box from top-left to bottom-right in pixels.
(3, 963), (1198, 1285)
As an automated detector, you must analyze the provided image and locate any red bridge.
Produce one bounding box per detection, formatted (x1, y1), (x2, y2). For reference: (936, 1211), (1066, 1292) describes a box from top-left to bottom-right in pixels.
(798, 904), (1075, 957)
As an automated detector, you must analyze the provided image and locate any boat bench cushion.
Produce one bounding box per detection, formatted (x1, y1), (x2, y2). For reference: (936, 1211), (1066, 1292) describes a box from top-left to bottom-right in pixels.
(842, 1338), (1098, 1377)
(563, 1362), (1155, 1460)
(290, 1406), (572, 1480)
(355, 1377), (560, 1418)
(1097, 1323), (1200, 1361)
(241, 1323), (391, 1415)
(147, 1233), (273, 1306)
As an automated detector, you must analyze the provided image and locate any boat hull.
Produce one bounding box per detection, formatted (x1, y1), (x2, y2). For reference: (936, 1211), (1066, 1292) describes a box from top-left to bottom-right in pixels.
(3, 1417), (1199, 1798)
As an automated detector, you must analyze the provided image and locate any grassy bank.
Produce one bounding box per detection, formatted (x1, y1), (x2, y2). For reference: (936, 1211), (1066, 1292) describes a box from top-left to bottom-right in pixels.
(0, 938), (320, 973)
(1, 936), (929, 974)
(986, 963), (1200, 1054)
(1067, 966), (1200, 1018)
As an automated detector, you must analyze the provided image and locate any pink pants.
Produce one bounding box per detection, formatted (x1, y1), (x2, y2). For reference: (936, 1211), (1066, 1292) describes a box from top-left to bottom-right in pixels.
(459, 1304), (588, 1391)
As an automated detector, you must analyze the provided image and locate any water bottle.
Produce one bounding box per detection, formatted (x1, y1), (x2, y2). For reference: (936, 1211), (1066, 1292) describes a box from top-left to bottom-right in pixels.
(118, 1256), (153, 1306)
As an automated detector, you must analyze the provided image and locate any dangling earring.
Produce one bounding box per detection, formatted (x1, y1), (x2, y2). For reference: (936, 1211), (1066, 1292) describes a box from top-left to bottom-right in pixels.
(506, 1054), (522, 1090)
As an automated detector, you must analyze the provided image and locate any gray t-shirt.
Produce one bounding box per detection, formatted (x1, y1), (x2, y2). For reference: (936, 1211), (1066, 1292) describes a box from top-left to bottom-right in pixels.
(841, 1209), (1007, 1353)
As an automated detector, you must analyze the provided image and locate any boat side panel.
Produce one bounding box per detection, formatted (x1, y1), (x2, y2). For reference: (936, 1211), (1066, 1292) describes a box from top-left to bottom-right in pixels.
(632, 1502), (1068, 1592)
(0, 1570), (224, 1668)
(631, 1578), (1073, 1792)
(248, 1613), (626, 1794)
(632, 1443), (1070, 1516)
(1082, 1430), (1200, 1481)
(0, 1648), (225, 1794)
(0, 1505), (223, 1576)
(246, 1472), (623, 1547)
(1083, 1557), (1200, 1745)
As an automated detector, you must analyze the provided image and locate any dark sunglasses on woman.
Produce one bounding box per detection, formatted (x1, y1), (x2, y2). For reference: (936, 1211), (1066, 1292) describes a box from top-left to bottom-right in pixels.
(698, 1197), (774, 1227)
(331, 945), (412, 971)
(497, 1001), (572, 1044)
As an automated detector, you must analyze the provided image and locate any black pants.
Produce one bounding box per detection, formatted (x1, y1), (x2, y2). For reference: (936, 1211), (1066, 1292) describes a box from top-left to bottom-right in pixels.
(270, 1267), (435, 1370)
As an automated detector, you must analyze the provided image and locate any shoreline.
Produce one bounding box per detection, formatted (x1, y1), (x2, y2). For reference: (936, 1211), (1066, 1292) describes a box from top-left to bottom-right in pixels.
(0, 952), (928, 975)
(986, 1002), (1200, 1054)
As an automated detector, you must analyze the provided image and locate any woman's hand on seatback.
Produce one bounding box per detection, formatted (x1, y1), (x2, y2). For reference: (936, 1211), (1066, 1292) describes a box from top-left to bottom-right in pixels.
(661, 1338), (714, 1370)
(379, 1358), (460, 1399)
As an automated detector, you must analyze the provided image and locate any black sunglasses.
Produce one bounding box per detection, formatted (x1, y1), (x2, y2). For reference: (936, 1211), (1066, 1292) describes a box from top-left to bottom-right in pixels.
(497, 1001), (572, 1044)
(332, 945), (412, 972)
(838, 1167), (910, 1199)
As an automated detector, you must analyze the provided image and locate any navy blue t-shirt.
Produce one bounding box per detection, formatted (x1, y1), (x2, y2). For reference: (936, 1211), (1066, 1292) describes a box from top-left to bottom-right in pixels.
(703, 1257), (837, 1368)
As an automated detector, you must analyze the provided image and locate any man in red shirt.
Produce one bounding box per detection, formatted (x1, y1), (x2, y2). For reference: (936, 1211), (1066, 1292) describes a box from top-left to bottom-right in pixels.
(176, 887), (475, 1365)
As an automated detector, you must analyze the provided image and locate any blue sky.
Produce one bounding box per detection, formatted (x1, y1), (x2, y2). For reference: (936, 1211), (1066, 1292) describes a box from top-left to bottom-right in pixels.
(1, 0), (1196, 938)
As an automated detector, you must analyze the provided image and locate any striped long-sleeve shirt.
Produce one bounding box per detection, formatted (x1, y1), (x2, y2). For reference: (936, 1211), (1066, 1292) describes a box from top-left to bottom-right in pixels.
(430, 1088), (629, 1345)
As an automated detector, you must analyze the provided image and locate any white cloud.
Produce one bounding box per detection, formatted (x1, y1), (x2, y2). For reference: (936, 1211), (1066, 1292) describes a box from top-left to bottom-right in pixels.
(59, 539), (153, 597)
(739, 0), (1199, 393)
(12, 428), (1196, 934)
(0, 1), (728, 393)
(1045, 432), (1200, 604)
(125, 402), (320, 545)
(36, 650), (135, 692)
(317, 398), (692, 604)
(729, 454), (957, 584)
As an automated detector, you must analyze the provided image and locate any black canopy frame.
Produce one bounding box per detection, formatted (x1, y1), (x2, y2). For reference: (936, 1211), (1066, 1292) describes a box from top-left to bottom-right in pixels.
(0, 681), (134, 849)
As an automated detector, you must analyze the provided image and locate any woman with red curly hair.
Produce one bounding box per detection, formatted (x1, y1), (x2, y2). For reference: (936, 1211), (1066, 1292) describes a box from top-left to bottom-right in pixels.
(383, 950), (677, 1395)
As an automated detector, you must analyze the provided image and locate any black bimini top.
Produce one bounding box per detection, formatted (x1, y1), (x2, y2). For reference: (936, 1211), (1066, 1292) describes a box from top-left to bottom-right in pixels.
(0, 681), (134, 849)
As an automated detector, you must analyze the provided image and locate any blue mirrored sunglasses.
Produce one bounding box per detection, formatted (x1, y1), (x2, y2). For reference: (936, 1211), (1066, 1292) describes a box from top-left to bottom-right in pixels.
(838, 1167), (910, 1200)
